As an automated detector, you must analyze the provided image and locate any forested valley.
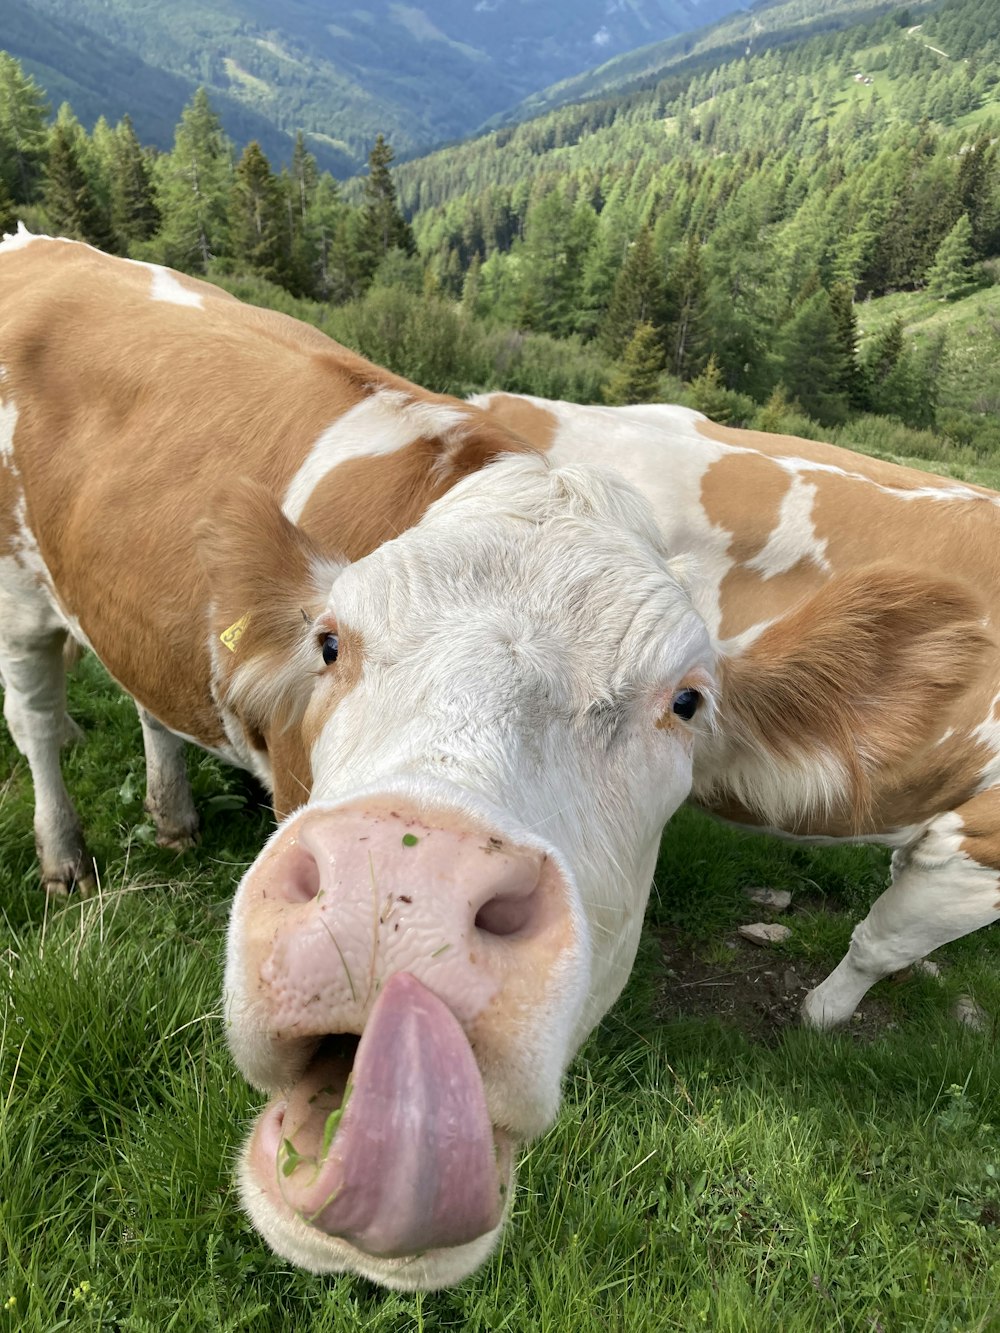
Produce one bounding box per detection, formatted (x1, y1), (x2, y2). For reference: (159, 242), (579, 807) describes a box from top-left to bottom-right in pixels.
(2, 0), (1000, 475)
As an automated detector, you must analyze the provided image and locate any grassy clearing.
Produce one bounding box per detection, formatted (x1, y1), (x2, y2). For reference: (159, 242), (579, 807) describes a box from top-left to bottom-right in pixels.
(0, 658), (998, 1331)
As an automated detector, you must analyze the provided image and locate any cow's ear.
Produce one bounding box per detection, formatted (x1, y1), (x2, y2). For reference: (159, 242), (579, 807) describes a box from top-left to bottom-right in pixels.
(718, 566), (993, 827)
(198, 480), (342, 728)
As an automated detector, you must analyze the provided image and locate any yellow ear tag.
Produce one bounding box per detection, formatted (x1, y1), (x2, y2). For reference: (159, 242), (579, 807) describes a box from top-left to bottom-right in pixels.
(220, 613), (251, 653)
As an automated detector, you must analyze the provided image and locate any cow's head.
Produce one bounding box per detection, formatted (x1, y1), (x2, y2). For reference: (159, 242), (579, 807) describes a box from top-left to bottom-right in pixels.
(207, 455), (714, 1289)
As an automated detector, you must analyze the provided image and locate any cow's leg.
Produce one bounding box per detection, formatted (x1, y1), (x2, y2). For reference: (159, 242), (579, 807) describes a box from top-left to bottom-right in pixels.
(803, 804), (1000, 1028)
(138, 706), (198, 850)
(0, 561), (93, 895)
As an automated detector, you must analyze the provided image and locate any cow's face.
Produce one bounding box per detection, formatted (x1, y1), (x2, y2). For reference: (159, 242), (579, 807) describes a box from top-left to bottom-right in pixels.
(212, 457), (714, 1289)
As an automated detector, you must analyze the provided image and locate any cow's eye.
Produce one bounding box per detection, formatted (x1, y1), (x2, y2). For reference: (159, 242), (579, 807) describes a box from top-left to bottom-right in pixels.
(672, 688), (701, 721)
(321, 633), (339, 666)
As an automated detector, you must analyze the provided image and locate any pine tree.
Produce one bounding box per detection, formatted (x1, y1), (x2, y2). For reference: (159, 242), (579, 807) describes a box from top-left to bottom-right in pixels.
(108, 115), (159, 252)
(155, 88), (232, 271)
(0, 174), (15, 234)
(926, 213), (976, 299)
(603, 321), (665, 405)
(43, 121), (114, 249)
(827, 281), (864, 408)
(774, 288), (848, 425)
(0, 53), (48, 205)
(664, 234), (708, 380)
(228, 141), (288, 283)
(687, 354), (738, 424)
(600, 226), (667, 358)
(359, 134), (414, 282)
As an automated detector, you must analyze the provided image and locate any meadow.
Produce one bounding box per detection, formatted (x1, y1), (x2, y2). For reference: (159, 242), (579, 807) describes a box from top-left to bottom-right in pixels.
(0, 607), (998, 1330)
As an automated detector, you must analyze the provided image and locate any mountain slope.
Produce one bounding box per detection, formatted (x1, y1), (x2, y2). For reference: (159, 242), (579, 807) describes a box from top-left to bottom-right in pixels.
(2, 0), (751, 174)
(494, 0), (931, 124)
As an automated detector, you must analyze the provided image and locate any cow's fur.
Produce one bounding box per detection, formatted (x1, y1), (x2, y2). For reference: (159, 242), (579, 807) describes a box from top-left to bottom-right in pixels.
(472, 393), (1000, 1029)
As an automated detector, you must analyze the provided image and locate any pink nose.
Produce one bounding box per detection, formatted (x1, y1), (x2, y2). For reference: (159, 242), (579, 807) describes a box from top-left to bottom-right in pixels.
(235, 799), (576, 1048)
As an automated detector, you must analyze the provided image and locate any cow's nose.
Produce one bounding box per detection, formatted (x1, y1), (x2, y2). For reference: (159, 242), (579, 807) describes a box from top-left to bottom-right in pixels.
(231, 798), (579, 1056)
(283, 809), (549, 938)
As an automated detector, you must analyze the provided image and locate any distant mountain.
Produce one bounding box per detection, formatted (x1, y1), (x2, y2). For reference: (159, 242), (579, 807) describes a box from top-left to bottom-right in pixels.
(491, 0), (927, 124)
(2, 0), (752, 175)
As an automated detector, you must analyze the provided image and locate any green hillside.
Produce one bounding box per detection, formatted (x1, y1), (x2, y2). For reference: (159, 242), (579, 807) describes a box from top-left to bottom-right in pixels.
(2, 0), (750, 175)
(494, 0), (927, 125)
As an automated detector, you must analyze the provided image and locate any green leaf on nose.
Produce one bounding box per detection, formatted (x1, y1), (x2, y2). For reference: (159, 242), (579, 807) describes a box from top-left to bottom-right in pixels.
(401, 833), (419, 847)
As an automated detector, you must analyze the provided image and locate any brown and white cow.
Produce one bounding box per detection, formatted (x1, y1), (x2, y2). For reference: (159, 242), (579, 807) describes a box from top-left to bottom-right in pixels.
(472, 393), (1000, 1031)
(0, 230), (720, 1289)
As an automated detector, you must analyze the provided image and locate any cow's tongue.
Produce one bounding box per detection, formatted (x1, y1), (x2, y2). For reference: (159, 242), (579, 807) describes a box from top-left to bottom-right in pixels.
(274, 972), (505, 1258)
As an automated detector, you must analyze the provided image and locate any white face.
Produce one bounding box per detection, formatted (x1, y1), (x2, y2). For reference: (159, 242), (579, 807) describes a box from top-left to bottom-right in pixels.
(223, 457), (715, 1290)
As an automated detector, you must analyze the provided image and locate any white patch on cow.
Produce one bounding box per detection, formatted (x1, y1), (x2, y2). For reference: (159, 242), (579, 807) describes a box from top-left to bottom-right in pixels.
(282, 390), (473, 525)
(803, 810), (1000, 1027)
(0, 396), (17, 463)
(140, 262), (204, 309)
(0, 221), (40, 253)
(745, 473), (830, 578)
(509, 395), (737, 640)
(772, 452), (989, 506)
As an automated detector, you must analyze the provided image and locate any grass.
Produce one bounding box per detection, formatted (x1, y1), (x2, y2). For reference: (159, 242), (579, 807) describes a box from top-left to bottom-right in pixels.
(0, 657), (998, 1330)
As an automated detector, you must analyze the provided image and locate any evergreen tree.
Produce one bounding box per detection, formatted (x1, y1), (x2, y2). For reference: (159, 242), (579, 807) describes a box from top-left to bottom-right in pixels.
(108, 115), (159, 252)
(0, 174), (15, 234)
(228, 141), (288, 283)
(828, 281), (864, 408)
(926, 213), (976, 298)
(359, 134), (414, 281)
(774, 288), (848, 425)
(0, 53), (48, 205)
(306, 173), (361, 302)
(516, 192), (592, 337)
(687, 354), (743, 424)
(155, 88), (232, 270)
(603, 321), (665, 405)
(600, 226), (667, 358)
(43, 121), (114, 249)
(664, 234), (708, 380)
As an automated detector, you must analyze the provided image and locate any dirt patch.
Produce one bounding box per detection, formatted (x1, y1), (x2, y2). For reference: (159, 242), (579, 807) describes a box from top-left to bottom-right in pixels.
(654, 934), (894, 1043)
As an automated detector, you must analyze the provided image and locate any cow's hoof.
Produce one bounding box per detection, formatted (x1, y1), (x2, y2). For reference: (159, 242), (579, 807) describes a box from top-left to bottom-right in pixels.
(800, 990), (849, 1029)
(43, 870), (97, 899)
(156, 829), (199, 853)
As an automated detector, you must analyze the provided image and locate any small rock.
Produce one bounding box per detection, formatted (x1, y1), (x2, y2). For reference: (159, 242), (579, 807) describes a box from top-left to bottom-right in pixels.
(953, 995), (989, 1032)
(782, 968), (804, 991)
(743, 886), (792, 912)
(912, 958), (942, 979)
(738, 922), (792, 947)
(723, 939), (739, 951)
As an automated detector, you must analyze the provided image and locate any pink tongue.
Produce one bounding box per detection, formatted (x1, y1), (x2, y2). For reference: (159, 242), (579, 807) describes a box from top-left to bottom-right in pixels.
(276, 972), (505, 1258)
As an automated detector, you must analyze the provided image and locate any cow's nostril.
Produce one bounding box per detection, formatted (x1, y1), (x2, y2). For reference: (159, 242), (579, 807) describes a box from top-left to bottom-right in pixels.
(281, 846), (321, 904)
(475, 890), (538, 937)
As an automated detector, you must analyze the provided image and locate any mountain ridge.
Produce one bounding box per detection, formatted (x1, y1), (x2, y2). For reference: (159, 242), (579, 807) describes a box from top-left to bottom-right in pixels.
(2, 0), (751, 174)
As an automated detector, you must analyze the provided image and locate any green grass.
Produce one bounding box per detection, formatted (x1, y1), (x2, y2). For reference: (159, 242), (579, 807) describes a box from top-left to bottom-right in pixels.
(1, 658), (998, 1330)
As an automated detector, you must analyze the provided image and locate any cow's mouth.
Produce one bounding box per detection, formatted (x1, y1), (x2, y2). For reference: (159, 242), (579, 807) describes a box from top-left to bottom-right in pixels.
(249, 972), (512, 1260)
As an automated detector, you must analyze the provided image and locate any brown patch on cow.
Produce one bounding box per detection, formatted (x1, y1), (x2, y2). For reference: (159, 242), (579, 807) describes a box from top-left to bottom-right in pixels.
(297, 415), (538, 561)
(718, 566), (993, 829)
(473, 393), (558, 453)
(700, 451), (791, 560)
(953, 789), (1000, 878)
(699, 452), (830, 640)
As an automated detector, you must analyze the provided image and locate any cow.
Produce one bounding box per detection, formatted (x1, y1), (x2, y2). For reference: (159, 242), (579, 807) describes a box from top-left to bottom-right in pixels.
(471, 392), (1000, 1033)
(0, 230), (722, 1290)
